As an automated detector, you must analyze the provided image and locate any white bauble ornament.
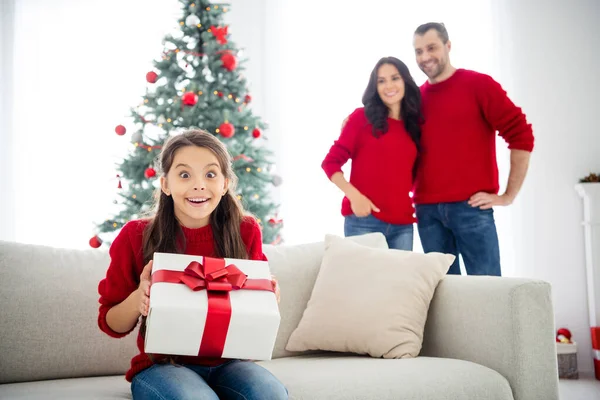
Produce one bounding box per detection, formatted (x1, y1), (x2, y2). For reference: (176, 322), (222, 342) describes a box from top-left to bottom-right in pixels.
(185, 14), (200, 27)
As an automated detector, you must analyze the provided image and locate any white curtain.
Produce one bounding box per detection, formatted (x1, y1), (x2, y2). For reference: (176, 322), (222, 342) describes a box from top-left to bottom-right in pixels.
(4, 0), (181, 248)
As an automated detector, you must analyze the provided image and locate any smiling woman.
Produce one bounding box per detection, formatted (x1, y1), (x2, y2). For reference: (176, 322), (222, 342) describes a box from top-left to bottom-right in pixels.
(320, 56), (422, 251)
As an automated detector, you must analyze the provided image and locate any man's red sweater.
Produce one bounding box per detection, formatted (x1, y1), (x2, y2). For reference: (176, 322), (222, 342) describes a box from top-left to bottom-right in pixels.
(413, 69), (534, 204)
(322, 107), (417, 225)
(97, 217), (267, 382)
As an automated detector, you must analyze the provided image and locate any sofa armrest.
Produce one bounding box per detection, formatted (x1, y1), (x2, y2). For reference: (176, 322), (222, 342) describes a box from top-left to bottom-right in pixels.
(421, 275), (559, 400)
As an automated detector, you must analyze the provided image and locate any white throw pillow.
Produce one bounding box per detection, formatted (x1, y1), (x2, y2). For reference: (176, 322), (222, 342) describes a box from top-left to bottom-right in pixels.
(265, 231), (389, 359)
(285, 234), (455, 358)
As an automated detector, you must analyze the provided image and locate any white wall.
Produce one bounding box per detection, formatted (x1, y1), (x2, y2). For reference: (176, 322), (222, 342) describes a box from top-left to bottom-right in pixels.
(495, 0), (600, 372)
(0, 0), (16, 242)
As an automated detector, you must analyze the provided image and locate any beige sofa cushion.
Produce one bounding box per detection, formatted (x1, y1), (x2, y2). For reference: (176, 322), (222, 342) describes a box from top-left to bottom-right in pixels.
(0, 355), (515, 400)
(285, 235), (454, 358)
(259, 354), (514, 400)
(263, 232), (389, 359)
(0, 241), (138, 384)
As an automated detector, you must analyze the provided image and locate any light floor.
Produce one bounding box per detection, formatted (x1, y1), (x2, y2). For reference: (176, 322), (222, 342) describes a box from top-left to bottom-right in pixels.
(558, 371), (600, 399)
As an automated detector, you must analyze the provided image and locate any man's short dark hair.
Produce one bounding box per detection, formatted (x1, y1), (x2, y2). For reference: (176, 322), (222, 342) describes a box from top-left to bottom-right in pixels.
(414, 22), (449, 44)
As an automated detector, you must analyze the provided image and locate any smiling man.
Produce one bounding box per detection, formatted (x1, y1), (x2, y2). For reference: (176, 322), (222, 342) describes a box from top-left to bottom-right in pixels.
(412, 22), (534, 276)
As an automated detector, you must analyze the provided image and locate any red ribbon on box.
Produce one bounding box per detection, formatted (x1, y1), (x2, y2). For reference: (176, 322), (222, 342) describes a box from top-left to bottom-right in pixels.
(151, 257), (274, 358)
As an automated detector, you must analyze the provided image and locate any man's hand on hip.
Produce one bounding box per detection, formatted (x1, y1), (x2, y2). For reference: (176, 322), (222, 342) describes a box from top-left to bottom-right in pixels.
(468, 192), (514, 209)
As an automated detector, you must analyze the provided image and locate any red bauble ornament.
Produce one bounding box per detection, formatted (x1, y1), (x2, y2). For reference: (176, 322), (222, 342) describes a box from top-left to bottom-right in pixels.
(182, 91), (198, 106)
(115, 125), (126, 136)
(219, 122), (235, 138)
(244, 94), (252, 103)
(89, 235), (102, 248)
(146, 71), (158, 83)
(144, 167), (157, 178)
(221, 52), (237, 71)
(252, 128), (261, 138)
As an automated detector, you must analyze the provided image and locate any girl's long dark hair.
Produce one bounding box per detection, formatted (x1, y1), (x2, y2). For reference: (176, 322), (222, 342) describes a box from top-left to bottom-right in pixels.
(362, 57), (423, 152)
(139, 129), (250, 361)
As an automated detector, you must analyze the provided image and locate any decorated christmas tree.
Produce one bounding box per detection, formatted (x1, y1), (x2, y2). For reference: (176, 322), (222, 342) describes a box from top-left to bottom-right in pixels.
(90, 0), (283, 248)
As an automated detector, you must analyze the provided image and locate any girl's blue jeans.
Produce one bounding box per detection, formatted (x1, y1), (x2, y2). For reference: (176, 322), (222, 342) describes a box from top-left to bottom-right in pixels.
(131, 360), (288, 400)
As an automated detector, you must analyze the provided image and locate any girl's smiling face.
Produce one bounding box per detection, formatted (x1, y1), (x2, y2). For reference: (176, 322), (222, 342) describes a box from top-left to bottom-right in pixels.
(160, 145), (228, 228)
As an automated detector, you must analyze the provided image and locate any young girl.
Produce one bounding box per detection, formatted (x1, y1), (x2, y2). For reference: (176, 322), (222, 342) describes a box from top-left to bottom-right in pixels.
(98, 129), (287, 399)
(321, 57), (422, 251)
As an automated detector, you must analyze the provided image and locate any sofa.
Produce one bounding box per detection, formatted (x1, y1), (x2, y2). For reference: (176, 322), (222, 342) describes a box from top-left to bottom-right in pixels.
(0, 236), (559, 399)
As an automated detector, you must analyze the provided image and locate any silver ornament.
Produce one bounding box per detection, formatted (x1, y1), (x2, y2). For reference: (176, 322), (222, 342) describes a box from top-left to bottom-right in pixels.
(131, 131), (143, 143)
(272, 175), (283, 187)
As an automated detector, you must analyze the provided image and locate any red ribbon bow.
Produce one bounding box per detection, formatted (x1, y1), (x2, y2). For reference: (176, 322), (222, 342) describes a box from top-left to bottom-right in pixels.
(211, 25), (228, 45)
(180, 259), (247, 292)
(151, 257), (274, 358)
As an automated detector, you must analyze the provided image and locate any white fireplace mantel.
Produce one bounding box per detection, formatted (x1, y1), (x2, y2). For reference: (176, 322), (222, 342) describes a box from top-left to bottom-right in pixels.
(575, 182), (600, 379)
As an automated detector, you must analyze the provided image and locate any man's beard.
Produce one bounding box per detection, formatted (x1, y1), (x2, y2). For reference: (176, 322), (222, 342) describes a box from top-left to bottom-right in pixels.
(421, 59), (446, 80)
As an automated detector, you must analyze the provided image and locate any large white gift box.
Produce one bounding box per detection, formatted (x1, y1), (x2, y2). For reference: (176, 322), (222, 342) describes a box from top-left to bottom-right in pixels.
(144, 252), (281, 361)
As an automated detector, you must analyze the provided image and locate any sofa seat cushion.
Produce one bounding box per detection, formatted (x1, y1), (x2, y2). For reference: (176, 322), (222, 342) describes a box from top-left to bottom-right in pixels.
(258, 354), (515, 400)
(0, 375), (131, 400)
(0, 355), (514, 400)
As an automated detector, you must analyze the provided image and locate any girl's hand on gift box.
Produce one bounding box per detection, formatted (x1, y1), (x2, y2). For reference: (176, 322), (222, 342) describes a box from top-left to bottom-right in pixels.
(137, 260), (153, 316)
(271, 275), (280, 303)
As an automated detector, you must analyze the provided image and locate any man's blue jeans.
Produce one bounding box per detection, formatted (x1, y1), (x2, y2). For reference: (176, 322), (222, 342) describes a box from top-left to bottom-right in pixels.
(415, 201), (501, 276)
(344, 214), (414, 251)
(131, 360), (288, 400)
